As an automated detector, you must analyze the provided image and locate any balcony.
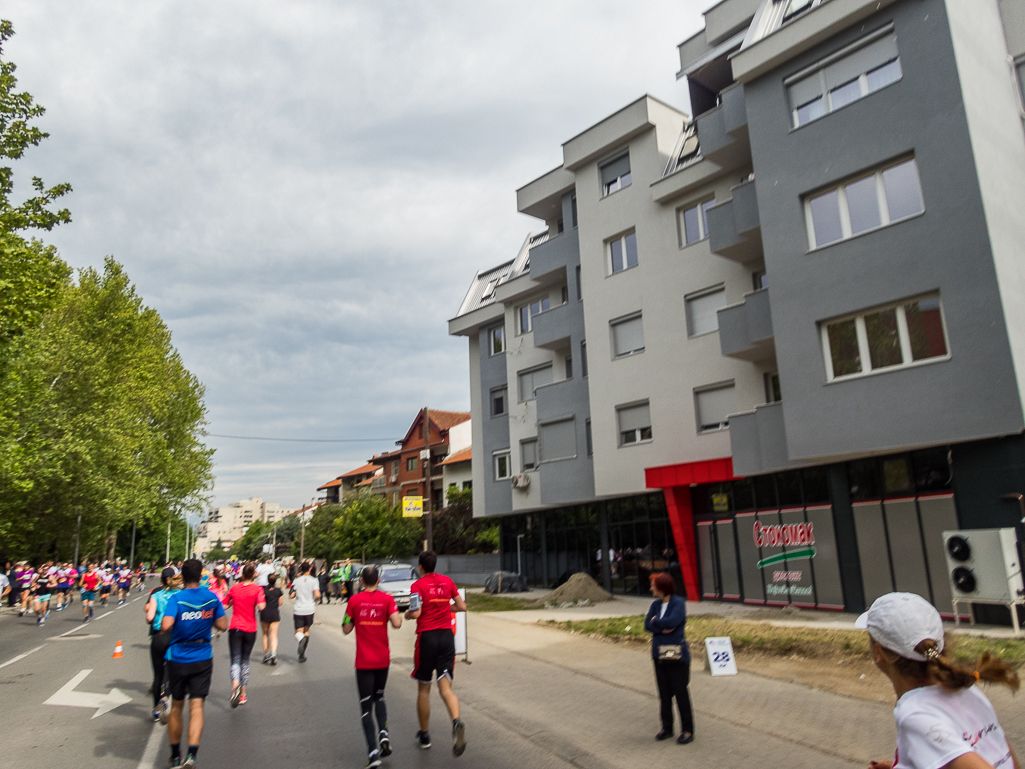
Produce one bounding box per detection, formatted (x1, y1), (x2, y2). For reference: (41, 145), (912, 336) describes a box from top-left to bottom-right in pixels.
(694, 83), (749, 169)
(729, 402), (808, 476)
(717, 287), (774, 361)
(535, 375), (589, 424)
(529, 229), (579, 283)
(531, 300), (579, 350)
(707, 178), (761, 263)
(534, 376), (595, 506)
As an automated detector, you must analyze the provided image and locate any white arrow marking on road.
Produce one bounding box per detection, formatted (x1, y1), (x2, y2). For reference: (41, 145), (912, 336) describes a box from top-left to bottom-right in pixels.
(44, 669), (132, 719)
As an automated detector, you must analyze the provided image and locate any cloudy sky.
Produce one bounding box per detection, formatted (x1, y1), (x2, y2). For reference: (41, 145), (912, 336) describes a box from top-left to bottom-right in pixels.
(6, 1), (711, 512)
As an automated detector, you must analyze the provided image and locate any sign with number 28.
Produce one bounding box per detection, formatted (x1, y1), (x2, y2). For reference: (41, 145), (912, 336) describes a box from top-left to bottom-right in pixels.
(704, 636), (738, 677)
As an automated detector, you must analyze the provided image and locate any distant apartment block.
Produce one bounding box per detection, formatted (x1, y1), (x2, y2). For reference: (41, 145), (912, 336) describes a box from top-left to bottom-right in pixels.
(195, 497), (297, 556)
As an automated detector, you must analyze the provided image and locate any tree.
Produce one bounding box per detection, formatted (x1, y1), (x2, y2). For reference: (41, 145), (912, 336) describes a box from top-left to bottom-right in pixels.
(299, 504), (341, 561)
(334, 492), (423, 561)
(230, 521), (268, 561)
(432, 487), (499, 555)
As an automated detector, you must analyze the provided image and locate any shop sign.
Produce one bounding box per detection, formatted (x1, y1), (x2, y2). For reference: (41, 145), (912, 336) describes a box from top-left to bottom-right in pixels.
(711, 492), (730, 513)
(753, 522), (816, 569)
(402, 496), (423, 517)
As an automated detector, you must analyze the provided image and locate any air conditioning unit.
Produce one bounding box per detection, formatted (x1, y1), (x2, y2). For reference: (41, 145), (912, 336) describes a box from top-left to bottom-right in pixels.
(420, 449), (431, 460)
(511, 473), (531, 489)
(389, 474), (398, 483)
(943, 528), (1023, 602)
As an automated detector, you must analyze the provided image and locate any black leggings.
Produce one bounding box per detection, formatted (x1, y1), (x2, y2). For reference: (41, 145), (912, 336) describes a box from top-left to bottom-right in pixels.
(654, 660), (694, 735)
(150, 631), (171, 707)
(356, 668), (389, 753)
(229, 629), (257, 688)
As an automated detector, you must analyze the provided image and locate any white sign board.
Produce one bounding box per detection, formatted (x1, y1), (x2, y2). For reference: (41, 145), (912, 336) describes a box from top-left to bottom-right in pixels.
(453, 589), (467, 655)
(262, 544), (273, 554)
(704, 636), (738, 676)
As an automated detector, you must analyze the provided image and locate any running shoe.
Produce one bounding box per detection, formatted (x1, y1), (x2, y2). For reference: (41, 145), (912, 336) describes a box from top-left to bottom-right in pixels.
(366, 750), (382, 769)
(379, 731), (392, 757)
(452, 719), (466, 757)
(168, 757), (182, 768)
(83, 616), (89, 623)
(238, 694), (247, 706)
(297, 635), (309, 662)
(270, 654), (277, 666)
(416, 730), (432, 749)
(151, 707), (161, 722)
(18, 609), (23, 616)
(261, 653), (271, 664)
(183, 754), (197, 768)
(159, 697), (170, 725)
(230, 687), (241, 709)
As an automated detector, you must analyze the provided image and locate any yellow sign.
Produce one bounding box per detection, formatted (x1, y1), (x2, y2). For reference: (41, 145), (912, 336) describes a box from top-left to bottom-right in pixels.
(402, 496), (424, 518)
(711, 493), (730, 513)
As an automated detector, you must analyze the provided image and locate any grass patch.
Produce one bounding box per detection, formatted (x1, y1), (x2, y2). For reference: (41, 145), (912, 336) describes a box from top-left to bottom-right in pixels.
(541, 615), (1025, 665)
(465, 592), (536, 612)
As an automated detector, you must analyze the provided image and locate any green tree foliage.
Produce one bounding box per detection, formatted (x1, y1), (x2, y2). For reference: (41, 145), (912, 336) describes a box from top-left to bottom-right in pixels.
(334, 492), (423, 561)
(297, 504), (342, 561)
(0, 235), (71, 345)
(431, 487), (499, 555)
(229, 521), (268, 561)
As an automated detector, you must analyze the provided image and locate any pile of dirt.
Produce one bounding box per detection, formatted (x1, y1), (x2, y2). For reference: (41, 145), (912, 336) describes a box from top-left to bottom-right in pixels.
(537, 572), (613, 606)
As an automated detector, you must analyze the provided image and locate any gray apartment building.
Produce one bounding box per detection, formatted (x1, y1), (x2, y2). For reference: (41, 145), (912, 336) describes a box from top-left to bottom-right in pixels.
(449, 0), (1025, 619)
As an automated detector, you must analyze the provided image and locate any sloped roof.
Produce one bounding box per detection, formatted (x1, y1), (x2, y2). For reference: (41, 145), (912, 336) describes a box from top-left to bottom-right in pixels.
(396, 408), (471, 447)
(453, 231), (548, 318)
(356, 476), (377, 488)
(340, 462), (380, 479)
(317, 478), (343, 490)
(439, 447), (471, 466)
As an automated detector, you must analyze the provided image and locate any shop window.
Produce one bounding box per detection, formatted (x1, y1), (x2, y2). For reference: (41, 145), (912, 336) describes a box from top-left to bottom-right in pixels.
(733, 479), (756, 511)
(801, 467), (831, 504)
(777, 471), (803, 507)
(754, 475), (778, 509)
(910, 447), (952, 493)
(848, 458), (881, 500)
(882, 456), (912, 495)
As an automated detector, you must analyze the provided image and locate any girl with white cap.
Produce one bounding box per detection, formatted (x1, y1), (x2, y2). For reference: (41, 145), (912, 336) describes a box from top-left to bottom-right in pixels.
(858, 592), (1020, 769)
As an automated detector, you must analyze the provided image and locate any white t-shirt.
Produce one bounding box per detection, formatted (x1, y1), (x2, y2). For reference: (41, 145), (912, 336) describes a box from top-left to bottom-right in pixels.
(0, 574), (9, 591)
(292, 575), (319, 616)
(254, 563), (275, 587)
(893, 684), (1013, 769)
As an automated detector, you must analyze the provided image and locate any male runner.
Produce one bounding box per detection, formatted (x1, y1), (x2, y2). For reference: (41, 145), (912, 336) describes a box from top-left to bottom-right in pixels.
(0, 569), (9, 609)
(405, 550), (467, 756)
(342, 558), (354, 601)
(80, 563), (100, 621)
(137, 562), (147, 593)
(289, 562), (320, 662)
(161, 558), (227, 769)
(254, 558), (274, 588)
(343, 566), (402, 768)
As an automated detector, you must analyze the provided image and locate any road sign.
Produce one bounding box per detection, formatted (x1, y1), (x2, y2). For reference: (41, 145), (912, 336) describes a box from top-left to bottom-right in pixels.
(262, 543), (273, 554)
(44, 669), (132, 718)
(704, 637), (738, 676)
(402, 496), (423, 517)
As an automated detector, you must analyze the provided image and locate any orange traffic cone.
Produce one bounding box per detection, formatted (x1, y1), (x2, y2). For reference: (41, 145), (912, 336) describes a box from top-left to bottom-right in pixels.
(112, 640), (124, 659)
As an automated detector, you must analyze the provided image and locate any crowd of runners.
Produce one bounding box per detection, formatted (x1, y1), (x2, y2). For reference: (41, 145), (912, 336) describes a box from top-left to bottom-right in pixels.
(1, 551), (468, 769)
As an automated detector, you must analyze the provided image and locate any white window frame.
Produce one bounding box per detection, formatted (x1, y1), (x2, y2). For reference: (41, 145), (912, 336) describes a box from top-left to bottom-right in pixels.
(489, 325), (505, 355)
(678, 198), (716, 246)
(517, 363), (554, 403)
(685, 284), (727, 338)
(517, 296), (551, 334)
(490, 386), (507, 418)
(694, 381), (736, 434)
(520, 438), (538, 471)
(616, 400), (653, 447)
(610, 312), (645, 359)
(493, 450), (511, 481)
(600, 152), (632, 197)
(804, 157), (924, 250)
(820, 294), (950, 382)
(607, 230), (639, 275)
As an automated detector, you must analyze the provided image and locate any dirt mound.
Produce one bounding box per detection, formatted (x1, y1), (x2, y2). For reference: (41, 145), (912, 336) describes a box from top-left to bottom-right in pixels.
(538, 572), (613, 606)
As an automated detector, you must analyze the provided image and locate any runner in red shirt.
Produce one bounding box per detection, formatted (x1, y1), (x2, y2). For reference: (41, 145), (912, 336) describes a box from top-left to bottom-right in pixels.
(79, 564), (100, 622)
(223, 563), (265, 708)
(344, 565), (402, 769)
(405, 550), (467, 757)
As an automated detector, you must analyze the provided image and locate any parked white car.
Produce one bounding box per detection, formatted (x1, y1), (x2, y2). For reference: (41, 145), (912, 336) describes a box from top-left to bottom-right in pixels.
(366, 563), (418, 610)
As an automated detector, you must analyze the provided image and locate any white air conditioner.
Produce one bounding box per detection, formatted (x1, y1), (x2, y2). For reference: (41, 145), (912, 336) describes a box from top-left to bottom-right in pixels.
(420, 449), (431, 460)
(943, 528), (1024, 602)
(511, 473), (531, 489)
(389, 474), (398, 483)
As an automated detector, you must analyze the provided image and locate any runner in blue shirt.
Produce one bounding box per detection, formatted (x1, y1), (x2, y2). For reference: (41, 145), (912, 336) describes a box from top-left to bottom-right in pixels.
(161, 559), (228, 769)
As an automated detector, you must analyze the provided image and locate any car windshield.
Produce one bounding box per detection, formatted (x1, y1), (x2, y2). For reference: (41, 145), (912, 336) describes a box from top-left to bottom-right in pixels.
(379, 568), (414, 583)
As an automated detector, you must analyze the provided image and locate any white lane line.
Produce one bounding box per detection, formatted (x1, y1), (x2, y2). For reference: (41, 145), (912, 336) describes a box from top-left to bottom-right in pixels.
(137, 721), (164, 769)
(58, 624), (90, 638)
(95, 610), (113, 619)
(0, 645), (44, 670)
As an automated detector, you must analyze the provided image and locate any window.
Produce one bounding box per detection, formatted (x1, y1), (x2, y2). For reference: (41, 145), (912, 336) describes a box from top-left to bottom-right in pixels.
(695, 383), (736, 432)
(787, 31), (901, 128)
(565, 355), (572, 379)
(462, 480), (472, 490)
(521, 439), (538, 471)
(679, 199), (715, 245)
(600, 152), (631, 196)
(580, 341), (588, 377)
(685, 285), (727, 337)
(617, 401), (652, 446)
(490, 387), (507, 417)
(391, 461), (399, 476)
(561, 285), (569, 304)
(610, 313), (645, 358)
(517, 364), (553, 402)
(753, 270), (768, 290)
(489, 325), (505, 355)
(585, 419), (593, 457)
(480, 278), (499, 301)
(783, 0), (819, 22)
(518, 296), (550, 333)
(822, 294), (949, 381)
(806, 158), (924, 249)
(541, 419), (576, 461)
(406, 457), (418, 472)
(494, 451), (511, 480)
(764, 372), (782, 404)
(608, 231), (638, 274)
(570, 194), (577, 228)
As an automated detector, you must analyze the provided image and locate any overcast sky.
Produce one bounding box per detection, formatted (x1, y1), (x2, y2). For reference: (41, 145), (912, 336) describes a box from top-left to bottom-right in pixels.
(6, 1), (711, 513)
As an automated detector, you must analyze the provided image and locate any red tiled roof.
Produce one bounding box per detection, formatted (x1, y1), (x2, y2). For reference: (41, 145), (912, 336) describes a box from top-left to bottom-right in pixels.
(317, 478), (343, 490)
(356, 476), (377, 488)
(340, 462), (379, 479)
(429, 410), (471, 431)
(439, 447), (471, 466)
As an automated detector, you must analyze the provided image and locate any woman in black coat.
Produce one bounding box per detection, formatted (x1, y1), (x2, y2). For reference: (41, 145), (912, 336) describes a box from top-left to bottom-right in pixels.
(643, 572), (694, 744)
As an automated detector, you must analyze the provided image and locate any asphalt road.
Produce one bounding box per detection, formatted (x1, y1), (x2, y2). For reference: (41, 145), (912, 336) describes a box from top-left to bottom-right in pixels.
(0, 593), (561, 769)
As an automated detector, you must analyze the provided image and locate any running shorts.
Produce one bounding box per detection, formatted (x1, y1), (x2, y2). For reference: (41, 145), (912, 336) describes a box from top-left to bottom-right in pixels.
(166, 659), (213, 700)
(37, 593), (52, 602)
(100, 585), (111, 594)
(412, 628), (456, 683)
(81, 591), (96, 602)
(58, 587), (70, 594)
(293, 614), (314, 630)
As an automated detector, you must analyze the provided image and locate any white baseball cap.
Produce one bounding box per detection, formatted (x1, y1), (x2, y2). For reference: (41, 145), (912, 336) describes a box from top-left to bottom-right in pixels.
(855, 592), (944, 662)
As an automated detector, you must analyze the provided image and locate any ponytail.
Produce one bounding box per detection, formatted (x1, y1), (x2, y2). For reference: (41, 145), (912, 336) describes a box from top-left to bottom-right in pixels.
(894, 638), (1020, 693)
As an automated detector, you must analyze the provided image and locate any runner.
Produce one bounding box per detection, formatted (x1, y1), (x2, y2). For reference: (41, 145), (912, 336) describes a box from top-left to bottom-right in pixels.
(16, 562), (34, 616)
(342, 558), (355, 601)
(161, 558), (228, 769)
(223, 563), (265, 708)
(254, 558), (274, 588)
(146, 568), (182, 723)
(260, 574), (283, 665)
(64, 562), (79, 608)
(289, 562), (320, 663)
(32, 562), (57, 626)
(79, 563), (100, 622)
(117, 563), (132, 604)
(0, 569), (9, 609)
(343, 565), (402, 769)
(405, 550), (467, 756)
(55, 563), (72, 611)
(99, 565), (114, 606)
(137, 562), (148, 593)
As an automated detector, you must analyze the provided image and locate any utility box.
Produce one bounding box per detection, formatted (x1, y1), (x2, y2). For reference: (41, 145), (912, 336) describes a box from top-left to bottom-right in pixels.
(942, 528), (1023, 602)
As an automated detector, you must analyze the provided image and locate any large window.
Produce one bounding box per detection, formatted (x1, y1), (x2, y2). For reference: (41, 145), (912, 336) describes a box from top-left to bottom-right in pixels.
(521, 439), (538, 471)
(490, 386), (507, 417)
(610, 313), (645, 358)
(679, 199), (715, 246)
(406, 456), (418, 471)
(518, 296), (550, 333)
(608, 231), (638, 274)
(517, 364), (553, 402)
(787, 30), (902, 128)
(822, 294), (949, 381)
(695, 382), (736, 433)
(685, 285), (727, 337)
(494, 451), (511, 480)
(806, 158), (924, 249)
(600, 152), (631, 197)
(617, 401), (652, 446)
(489, 325), (505, 355)
(541, 419), (576, 462)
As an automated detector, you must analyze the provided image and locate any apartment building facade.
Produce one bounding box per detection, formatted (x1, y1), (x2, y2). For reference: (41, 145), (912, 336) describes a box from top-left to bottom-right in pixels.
(194, 497), (297, 556)
(451, 0), (1025, 616)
